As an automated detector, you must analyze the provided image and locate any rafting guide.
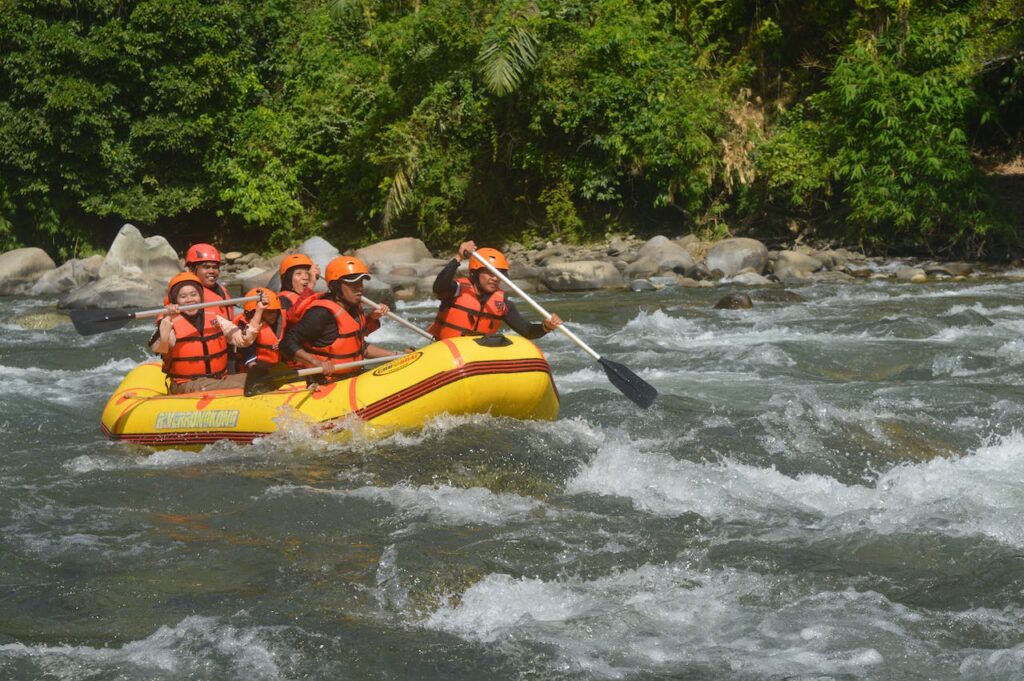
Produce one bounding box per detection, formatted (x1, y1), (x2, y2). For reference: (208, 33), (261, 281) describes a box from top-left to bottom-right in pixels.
(429, 241), (563, 340)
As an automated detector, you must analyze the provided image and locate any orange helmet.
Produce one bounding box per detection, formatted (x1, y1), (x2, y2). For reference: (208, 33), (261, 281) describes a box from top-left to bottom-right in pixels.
(242, 287), (281, 312)
(166, 272), (203, 300)
(469, 247), (509, 272)
(325, 256), (371, 285)
(185, 243), (222, 265)
(278, 253), (315, 279)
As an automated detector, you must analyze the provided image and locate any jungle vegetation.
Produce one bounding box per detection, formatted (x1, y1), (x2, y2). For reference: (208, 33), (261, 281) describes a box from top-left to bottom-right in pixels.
(1, 0), (1022, 259)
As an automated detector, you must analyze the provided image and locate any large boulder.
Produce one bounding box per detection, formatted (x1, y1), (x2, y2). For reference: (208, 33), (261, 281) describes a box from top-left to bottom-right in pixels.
(58, 272), (166, 309)
(99, 224), (180, 281)
(30, 254), (104, 295)
(773, 250), (824, 282)
(636, 235), (695, 275)
(0, 247), (57, 295)
(704, 238), (768, 277)
(540, 261), (624, 291)
(356, 237), (432, 272)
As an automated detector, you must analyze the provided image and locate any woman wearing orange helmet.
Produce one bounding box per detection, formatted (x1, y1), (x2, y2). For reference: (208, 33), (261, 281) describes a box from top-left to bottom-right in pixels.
(232, 287), (286, 370)
(185, 242), (232, 318)
(149, 272), (255, 394)
(280, 256), (404, 381)
(428, 240), (562, 340)
(277, 253), (321, 323)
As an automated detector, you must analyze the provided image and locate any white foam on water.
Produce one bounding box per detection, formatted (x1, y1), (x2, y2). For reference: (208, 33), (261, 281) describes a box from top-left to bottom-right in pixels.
(0, 358), (143, 404)
(422, 562), (953, 678)
(266, 482), (548, 526)
(0, 615), (287, 680)
(996, 338), (1024, 363)
(567, 430), (1024, 546)
(931, 353), (986, 378)
(344, 483), (547, 525)
(65, 441), (249, 473)
(959, 642), (1024, 678)
(943, 302), (1024, 317)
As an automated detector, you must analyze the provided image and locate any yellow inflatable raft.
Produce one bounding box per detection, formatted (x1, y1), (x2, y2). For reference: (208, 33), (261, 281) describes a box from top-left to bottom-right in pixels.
(101, 335), (559, 449)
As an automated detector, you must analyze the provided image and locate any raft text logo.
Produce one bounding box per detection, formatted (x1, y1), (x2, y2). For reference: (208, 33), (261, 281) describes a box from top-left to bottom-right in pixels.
(154, 410), (240, 430)
(372, 351), (423, 376)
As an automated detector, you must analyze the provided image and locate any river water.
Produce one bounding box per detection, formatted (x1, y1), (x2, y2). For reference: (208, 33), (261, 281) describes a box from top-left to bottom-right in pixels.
(3, 269), (1024, 680)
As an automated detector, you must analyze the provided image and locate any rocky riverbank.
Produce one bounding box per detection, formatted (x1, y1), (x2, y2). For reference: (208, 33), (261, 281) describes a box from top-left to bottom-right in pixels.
(0, 223), (1007, 314)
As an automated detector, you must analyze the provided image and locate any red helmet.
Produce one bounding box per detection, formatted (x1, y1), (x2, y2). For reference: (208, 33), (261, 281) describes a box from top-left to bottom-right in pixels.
(185, 243), (222, 265)
(278, 253), (315, 279)
(242, 287), (281, 312)
(469, 247), (510, 272)
(325, 256), (371, 285)
(166, 272), (203, 301)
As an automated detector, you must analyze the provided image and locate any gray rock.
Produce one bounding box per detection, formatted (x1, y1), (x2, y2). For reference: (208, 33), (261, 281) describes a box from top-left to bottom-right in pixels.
(508, 260), (540, 281)
(58, 272), (166, 309)
(629, 279), (657, 292)
(924, 261), (973, 277)
(510, 278), (539, 294)
(648, 276), (679, 288)
(98, 224), (180, 281)
(625, 256), (660, 278)
(533, 245), (570, 266)
(946, 309), (994, 327)
(0, 247), (58, 295)
(232, 266), (273, 292)
(714, 293), (753, 309)
(540, 261), (624, 291)
(810, 270), (856, 284)
(773, 250), (823, 281)
(30, 254), (103, 295)
(356, 237), (432, 271)
(751, 290), (807, 304)
(413, 258), (450, 277)
(896, 267), (927, 283)
(729, 271), (773, 286)
(637, 235), (696, 275)
(16, 311), (69, 330)
(704, 238), (768, 277)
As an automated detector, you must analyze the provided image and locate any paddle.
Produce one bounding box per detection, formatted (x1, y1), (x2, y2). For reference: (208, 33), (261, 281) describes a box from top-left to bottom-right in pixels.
(360, 296), (434, 341)
(70, 295), (259, 336)
(469, 250), (658, 408)
(243, 355), (404, 397)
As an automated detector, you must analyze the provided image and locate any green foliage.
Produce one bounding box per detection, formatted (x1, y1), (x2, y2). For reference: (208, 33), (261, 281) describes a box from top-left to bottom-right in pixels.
(816, 11), (992, 247)
(0, 0), (1020, 260)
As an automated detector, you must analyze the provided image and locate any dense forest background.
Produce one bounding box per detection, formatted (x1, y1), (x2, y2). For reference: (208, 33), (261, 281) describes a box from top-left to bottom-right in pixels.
(1, 0), (1022, 260)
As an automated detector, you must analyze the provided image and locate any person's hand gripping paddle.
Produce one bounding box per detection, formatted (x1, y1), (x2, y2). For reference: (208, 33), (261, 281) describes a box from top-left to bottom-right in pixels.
(469, 250), (657, 408)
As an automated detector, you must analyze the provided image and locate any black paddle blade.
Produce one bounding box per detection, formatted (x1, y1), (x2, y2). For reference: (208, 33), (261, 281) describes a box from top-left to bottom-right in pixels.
(599, 357), (658, 408)
(70, 308), (136, 336)
(243, 363), (301, 397)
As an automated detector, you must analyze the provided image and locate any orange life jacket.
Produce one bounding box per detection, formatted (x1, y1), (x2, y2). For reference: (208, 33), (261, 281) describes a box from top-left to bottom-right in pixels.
(279, 288), (314, 325)
(428, 277), (507, 339)
(232, 313), (286, 367)
(296, 295), (378, 379)
(203, 282), (231, 319)
(160, 312), (229, 384)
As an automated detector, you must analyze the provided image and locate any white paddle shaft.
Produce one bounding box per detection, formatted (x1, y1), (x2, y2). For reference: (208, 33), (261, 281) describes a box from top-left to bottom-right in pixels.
(360, 296), (435, 341)
(134, 295), (260, 320)
(294, 354), (405, 378)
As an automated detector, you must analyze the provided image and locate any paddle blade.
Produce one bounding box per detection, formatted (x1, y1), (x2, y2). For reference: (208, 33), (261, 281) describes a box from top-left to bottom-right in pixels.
(70, 308), (136, 336)
(599, 357), (658, 408)
(243, 363), (302, 397)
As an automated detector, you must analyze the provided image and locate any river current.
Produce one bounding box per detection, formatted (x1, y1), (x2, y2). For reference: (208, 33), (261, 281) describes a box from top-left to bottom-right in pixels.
(3, 269), (1024, 680)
